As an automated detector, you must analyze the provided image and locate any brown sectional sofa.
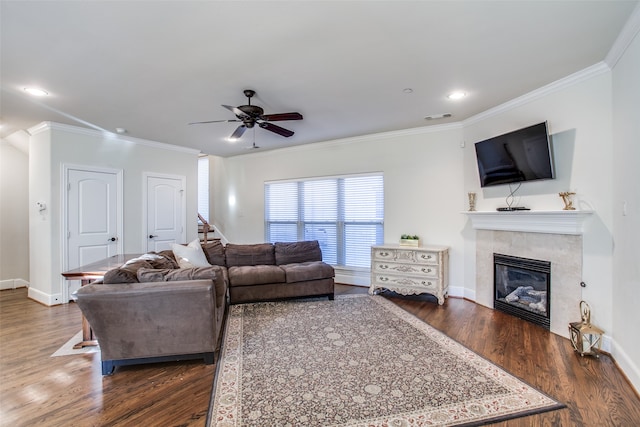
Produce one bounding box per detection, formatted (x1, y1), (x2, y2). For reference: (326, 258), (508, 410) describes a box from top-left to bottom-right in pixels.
(75, 240), (334, 375)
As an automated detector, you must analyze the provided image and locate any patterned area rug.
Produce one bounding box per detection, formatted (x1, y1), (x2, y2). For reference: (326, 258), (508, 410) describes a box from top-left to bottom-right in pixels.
(208, 295), (564, 426)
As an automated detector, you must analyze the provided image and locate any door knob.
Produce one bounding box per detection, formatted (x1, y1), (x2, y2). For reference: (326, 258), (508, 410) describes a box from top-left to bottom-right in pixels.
(149, 234), (157, 239)
(108, 237), (117, 242)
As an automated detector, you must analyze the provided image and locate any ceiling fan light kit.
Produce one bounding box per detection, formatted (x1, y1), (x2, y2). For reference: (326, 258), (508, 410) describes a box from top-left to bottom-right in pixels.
(189, 89), (303, 142)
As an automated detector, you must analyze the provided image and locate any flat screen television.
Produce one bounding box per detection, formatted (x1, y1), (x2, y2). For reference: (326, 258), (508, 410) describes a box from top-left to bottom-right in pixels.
(474, 122), (555, 187)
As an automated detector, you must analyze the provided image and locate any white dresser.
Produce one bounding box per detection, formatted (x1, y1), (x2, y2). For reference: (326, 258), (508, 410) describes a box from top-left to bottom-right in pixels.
(369, 244), (449, 304)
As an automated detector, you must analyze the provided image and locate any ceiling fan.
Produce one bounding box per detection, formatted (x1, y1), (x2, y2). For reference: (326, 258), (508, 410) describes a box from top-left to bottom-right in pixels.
(189, 89), (303, 140)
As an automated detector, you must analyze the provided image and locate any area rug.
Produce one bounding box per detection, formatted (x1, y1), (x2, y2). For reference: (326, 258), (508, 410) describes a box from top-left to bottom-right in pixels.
(51, 331), (100, 357)
(208, 295), (564, 426)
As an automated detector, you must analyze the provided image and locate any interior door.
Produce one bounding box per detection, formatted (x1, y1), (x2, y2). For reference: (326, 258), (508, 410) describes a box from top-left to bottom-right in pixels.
(67, 168), (121, 299)
(146, 175), (185, 252)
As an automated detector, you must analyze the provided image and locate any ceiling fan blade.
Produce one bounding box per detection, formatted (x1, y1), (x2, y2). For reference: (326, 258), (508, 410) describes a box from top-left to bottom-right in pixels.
(261, 112), (303, 122)
(259, 122), (294, 137)
(222, 104), (250, 118)
(188, 119), (239, 125)
(230, 125), (247, 140)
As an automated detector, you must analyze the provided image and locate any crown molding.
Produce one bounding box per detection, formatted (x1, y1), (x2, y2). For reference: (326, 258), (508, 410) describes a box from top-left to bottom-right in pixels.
(462, 62), (611, 127)
(27, 121), (201, 155)
(605, 2), (640, 68)
(235, 121), (464, 158)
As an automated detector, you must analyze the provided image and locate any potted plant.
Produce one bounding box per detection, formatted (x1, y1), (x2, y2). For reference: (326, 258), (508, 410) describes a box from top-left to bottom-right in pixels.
(399, 234), (420, 247)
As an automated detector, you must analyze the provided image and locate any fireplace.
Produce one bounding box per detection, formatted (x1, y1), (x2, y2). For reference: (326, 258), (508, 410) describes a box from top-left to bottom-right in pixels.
(494, 254), (551, 330)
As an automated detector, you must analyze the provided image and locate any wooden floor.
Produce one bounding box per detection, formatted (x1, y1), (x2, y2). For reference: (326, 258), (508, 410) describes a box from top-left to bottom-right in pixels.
(1, 285), (638, 427)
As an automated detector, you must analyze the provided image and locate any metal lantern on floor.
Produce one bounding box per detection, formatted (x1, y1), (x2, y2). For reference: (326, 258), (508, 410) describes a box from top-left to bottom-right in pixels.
(569, 300), (604, 357)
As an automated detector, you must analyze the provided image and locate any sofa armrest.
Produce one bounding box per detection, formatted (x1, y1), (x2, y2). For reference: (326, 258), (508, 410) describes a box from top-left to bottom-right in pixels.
(75, 280), (218, 362)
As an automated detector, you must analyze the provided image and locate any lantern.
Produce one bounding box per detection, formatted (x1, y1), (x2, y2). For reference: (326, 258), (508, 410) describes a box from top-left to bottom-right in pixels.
(569, 301), (604, 357)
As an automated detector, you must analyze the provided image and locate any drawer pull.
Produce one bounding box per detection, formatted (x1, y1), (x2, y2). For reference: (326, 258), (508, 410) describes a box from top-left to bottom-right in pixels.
(421, 268), (432, 273)
(421, 281), (433, 286)
(380, 277), (388, 282)
(420, 254), (433, 260)
(380, 264), (388, 270)
(379, 251), (389, 257)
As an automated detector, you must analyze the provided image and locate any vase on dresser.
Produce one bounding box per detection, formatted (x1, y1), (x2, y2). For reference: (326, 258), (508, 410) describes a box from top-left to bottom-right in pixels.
(369, 244), (449, 305)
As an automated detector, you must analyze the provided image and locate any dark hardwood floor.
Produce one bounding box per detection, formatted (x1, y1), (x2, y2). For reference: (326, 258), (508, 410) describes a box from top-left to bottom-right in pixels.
(1, 285), (638, 426)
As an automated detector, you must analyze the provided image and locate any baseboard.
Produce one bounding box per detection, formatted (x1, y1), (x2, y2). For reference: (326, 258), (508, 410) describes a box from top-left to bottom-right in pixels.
(611, 338), (640, 395)
(28, 287), (63, 306)
(0, 278), (29, 290)
(335, 268), (370, 287)
(447, 285), (467, 299)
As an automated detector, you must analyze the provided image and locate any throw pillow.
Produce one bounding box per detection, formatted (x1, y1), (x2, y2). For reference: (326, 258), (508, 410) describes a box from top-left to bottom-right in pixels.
(171, 238), (211, 268)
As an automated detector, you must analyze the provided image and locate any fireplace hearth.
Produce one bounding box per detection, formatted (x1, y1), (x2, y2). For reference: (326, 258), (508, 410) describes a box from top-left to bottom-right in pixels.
(494, 253), (551, 330)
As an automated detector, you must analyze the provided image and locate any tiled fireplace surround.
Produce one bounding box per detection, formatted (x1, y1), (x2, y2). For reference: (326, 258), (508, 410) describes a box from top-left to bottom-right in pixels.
(468, 211), (592, 338)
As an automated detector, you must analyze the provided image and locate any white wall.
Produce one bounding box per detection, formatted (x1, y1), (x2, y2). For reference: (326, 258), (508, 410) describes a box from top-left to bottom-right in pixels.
(210, 125), (467, 293)
(611, 26), (640, 393)
(0, 138), (30, 288)
(27, 122), (200, 305)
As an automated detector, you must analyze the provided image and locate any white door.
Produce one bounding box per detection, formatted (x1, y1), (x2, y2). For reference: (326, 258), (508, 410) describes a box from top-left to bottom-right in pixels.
(146, 175), (185, 252)
(66, 168), (121, 300)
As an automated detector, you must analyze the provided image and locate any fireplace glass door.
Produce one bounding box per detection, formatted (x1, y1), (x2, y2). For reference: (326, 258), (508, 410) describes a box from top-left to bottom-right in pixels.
(494, 253), (551, 329)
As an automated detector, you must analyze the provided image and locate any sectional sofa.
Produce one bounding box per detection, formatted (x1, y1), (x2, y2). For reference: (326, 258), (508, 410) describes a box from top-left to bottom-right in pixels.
(75, 240), (335, 374)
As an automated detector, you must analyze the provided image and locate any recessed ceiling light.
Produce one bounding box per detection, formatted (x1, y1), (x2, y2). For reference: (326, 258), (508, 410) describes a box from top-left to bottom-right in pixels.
(24, 87), (49, 97)
(447, 91), (466, 100)
(403, 88), (414, 94)
(115, 128), (127, 134)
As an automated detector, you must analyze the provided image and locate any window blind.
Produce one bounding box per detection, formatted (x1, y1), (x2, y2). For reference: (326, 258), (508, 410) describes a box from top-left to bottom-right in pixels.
(265, 173), (383, 268)
(197, 157), (209, 222)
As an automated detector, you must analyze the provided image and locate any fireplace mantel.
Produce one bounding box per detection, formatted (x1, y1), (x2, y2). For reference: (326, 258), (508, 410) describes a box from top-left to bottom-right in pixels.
(464, 210), (593, 235)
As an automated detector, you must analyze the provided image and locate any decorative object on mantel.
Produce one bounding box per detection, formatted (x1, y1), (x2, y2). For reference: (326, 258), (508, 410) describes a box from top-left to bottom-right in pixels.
(468, 192), (476, 211)
(399, 234), (420, 246)
(569, 300), (604, 357)
(559, 191), (576, 210)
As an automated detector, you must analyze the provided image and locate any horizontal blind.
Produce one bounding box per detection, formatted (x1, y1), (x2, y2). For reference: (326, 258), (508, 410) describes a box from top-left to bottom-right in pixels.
(343, 175), (384, 267)
(197, 157), (209, 222)
(265, 173), (383, 268)
(265, 181), (298, 242)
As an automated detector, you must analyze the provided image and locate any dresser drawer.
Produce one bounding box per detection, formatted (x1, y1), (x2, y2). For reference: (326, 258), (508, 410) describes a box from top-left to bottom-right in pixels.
(372, 261), (438, 278)
(373, 274), (440, 290)
(415, 251), (438, 263)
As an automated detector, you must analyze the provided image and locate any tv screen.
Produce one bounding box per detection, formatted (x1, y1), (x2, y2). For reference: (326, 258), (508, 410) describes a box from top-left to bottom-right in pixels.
(474, 122), (555, 187)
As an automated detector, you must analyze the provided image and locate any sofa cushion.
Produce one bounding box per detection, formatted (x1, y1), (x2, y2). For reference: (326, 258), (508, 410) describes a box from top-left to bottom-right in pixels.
(202, 240), (226, 266)
(137, 266), (221, 283)
(225, 243), (275, 267)
(280, 261), (335, 283)
(171, 238), (211, 268)
(274, 240), (323, 265)
(228, 265), (285, 287)
(103, 259), (154, 284)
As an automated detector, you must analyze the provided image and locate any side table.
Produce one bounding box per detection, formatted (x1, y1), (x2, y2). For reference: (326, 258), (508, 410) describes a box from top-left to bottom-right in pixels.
(62, 253), (141, 348)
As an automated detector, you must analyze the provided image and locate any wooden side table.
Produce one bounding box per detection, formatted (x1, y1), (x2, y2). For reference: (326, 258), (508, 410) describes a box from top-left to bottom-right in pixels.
(62, 253), (141, 348)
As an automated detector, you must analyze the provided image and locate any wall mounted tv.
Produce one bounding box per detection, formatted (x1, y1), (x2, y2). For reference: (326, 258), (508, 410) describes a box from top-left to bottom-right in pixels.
(474, 122), (555, 187)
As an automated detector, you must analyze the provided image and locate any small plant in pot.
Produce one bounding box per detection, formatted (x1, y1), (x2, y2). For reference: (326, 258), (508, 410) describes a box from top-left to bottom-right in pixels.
(400, 234), (420, 247)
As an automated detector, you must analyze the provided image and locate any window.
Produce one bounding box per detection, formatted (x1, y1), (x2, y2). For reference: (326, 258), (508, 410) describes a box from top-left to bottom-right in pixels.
(197, 156), (209, 222)
(265, 173), (383, 268)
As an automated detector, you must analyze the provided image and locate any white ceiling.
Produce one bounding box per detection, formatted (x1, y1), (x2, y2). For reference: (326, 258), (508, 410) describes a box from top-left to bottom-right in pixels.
(1, 1), (637, 157)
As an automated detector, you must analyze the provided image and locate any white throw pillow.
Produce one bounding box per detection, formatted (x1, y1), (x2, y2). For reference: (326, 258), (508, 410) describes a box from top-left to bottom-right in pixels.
(171, 238), (211, 268)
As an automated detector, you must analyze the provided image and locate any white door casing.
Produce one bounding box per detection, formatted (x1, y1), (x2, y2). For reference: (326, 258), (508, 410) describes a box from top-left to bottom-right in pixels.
(63, 165), (123, 302)
(144, 173), (186, 252)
